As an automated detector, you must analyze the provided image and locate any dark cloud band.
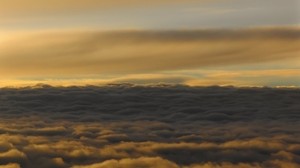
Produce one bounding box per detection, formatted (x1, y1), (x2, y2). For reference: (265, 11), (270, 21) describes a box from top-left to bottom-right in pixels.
(0, 85), (299, 167)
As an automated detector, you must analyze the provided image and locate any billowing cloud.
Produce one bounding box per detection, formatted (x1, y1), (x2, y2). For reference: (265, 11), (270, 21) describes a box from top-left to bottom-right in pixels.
(0, 85), (299, 167)
(0, 164), (20, 168)
(0, 28), (299, 78)
(71, 157), (179, 168)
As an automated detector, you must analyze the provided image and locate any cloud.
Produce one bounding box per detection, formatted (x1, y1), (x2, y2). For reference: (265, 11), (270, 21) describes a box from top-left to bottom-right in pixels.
(0, 85), (299, 167)
(0, 0), (206, 18)
(71, 157), (179, 168)
(185, 69), (300, 87)
(0, 28), (299, 78)
(0, 149), (27, 165)
(3, 69), (300, 87)
(0, 164), (20, 168)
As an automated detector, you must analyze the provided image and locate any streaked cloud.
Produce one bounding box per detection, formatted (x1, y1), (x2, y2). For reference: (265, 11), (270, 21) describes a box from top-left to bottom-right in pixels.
(0, 0), (203, 17)
(1, 28), (299, 79)
(2, 69), (300, 88)
(1, 0), (298, 30)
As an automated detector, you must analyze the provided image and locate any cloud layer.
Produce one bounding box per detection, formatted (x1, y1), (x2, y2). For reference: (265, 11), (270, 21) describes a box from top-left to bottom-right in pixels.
(0, 28), (299, 78)
(0, 85), (299, 167)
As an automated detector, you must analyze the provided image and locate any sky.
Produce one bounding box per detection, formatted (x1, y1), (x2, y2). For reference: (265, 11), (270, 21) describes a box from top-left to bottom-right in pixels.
(0, 0), (300, 87)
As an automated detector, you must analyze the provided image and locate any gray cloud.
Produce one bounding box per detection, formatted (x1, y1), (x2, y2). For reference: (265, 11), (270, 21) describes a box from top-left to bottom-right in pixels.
(0, 85), (299, 167)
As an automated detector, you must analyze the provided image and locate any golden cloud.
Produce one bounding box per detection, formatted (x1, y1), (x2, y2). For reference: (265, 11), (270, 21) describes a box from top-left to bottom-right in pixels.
(0, 0), (206, 18)
(71, 157), (179, 168)
(0, 28), (299, 78)
(0, 163), (21, 168)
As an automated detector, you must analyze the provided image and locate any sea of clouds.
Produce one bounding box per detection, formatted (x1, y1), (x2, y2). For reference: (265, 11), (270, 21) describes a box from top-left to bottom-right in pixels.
(0, 84), (299, 168)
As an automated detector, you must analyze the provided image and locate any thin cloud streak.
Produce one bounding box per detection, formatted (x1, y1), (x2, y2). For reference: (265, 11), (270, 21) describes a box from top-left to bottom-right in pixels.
(2, 69), (300, 88)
